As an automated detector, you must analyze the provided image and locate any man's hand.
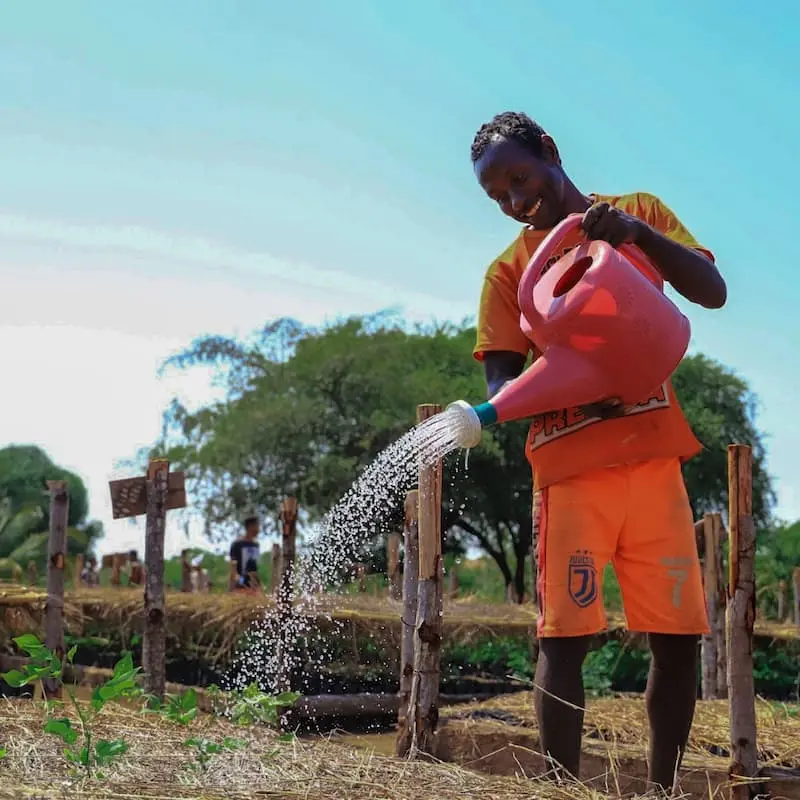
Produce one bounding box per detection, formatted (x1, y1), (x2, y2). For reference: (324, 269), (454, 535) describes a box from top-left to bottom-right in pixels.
(580, 202), (646, 248)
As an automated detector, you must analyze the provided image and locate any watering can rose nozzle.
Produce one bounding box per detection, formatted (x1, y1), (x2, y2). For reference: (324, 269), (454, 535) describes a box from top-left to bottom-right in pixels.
(445, 400), (499, 449)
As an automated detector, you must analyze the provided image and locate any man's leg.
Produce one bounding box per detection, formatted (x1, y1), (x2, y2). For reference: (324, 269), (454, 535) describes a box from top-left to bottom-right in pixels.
(645, 632), (699, 792)
(613, 458), (710, 794)
(532, 473), (623, 780)
(533, 634), (591, 779)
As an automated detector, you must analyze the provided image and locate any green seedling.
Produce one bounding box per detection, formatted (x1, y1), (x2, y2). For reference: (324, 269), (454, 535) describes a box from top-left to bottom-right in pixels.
(228, 683), (300, 728)
(1, 634), (142, 778)
(184, 735), (245, 772)
(160, 688), (200, 726)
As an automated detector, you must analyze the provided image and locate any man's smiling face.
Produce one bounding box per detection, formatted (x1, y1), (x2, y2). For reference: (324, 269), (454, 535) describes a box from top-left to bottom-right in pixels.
(473, 134), (568, 230)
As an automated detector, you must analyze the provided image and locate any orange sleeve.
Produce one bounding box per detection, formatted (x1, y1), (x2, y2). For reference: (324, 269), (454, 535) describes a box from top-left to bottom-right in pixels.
(473, 238), (533, 362)
(638, 193), (716, 263)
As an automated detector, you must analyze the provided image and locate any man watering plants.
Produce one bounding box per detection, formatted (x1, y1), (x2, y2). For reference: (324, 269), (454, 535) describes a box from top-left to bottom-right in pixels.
(470, 111), (726, 793)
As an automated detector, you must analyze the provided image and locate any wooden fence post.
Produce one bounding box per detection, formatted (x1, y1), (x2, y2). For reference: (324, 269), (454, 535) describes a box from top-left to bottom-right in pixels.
(276, 497), (298, 694)
(447, 567), (458, 599)
(111, 554), (122, 587)
(44, 480), (69, 698)
(143, 459), (169, 702)
(181, 549), (192, 593)
(27, 561), (37, 587)
(388, 533), (402, 601)
(271, 543), (282, 596)
(793, 568), (800, 627)
(701, 512), (727, 700)
(726, 445), (760, 798)
(73, 554), (84, 589)
(396, 490), (419, 757)
(776, 581), (787, 622)
(407, 403), (443, 758)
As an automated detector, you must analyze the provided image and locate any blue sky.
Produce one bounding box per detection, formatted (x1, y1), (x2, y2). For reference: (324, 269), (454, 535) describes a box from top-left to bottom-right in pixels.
(1, 1), (798, 555)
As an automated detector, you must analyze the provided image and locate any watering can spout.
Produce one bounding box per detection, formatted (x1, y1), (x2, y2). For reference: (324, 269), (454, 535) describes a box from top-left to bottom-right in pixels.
(446, 348), (604, 448)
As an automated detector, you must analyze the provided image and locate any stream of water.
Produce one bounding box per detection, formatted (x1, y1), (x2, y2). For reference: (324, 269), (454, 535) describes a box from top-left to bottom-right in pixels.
(222, 406), (470, 697)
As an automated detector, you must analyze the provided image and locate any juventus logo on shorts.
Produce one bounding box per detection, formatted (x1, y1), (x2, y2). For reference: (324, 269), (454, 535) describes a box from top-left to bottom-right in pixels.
(568, 550), (598, 608)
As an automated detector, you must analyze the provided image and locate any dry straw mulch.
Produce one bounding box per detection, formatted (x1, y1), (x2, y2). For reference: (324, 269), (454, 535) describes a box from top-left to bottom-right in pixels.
(1, 697), (622, 800)
(443, 692), (800, 768)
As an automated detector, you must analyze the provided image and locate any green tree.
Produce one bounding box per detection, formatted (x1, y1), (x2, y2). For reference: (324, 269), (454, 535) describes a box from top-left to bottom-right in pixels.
(0, 445), (89, 528)
(672, 354), (774, 527)
(0, 445), (103, 575)
(153, 313), (774, 601)
(755, 520), (800, 619)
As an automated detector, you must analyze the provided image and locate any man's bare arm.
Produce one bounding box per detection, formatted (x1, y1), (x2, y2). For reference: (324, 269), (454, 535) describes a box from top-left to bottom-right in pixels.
(483, 350), (527, 399)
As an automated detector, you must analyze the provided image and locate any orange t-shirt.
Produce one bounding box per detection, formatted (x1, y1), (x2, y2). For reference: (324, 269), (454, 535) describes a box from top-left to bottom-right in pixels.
(473, 191), (714, 489)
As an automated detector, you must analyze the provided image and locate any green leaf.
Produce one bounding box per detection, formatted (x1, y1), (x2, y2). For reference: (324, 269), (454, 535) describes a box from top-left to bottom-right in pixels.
(0, 745), (7, 759)
(273, 691), (301, 706)
(113, 652), (135, 678)
(181, 688), (197, 710)
(12, 634), (45, 656)
(222, 737), (246, 750)
(66, 645), (78, 664)
(44, 718), (78, 745)
(94, 739), (128, 765)
(7, 531), (50, 566)
(0, 668), (33, 688)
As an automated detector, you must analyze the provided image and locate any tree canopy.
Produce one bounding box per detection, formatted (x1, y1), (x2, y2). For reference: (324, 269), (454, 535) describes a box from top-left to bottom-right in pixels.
(0, 444), (103, 574)
(0, 445), (89, 528)
(153, 312), (776, 600)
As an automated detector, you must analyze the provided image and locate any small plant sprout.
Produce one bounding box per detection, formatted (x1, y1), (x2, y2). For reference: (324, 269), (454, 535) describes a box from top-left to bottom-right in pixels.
(228, 683), (300, 728)
(0, 634), (142, 778)
(160, 688), (200, 726)
(184, 736), (245, 772)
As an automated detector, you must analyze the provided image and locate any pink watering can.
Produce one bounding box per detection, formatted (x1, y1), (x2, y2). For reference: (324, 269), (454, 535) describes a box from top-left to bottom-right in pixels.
(447, 213), (691, 446)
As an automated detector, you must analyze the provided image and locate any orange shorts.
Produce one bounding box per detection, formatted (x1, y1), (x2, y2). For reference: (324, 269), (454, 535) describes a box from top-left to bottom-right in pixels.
(533, 457), (709, 638)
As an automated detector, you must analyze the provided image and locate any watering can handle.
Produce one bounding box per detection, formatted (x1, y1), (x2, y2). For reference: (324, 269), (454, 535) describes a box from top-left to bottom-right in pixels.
(517, 212), (663, 312)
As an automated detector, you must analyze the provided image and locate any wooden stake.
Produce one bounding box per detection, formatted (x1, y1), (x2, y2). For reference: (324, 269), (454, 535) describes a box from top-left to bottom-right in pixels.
(270, 543), (282, 595)
(777, 580), (787, 622)
(793, 568), (800, 627)
(356, 563), (367, 593)
(701, 513), (726, 700)
(27, 561), (37, 586)
(276, 497), (298, 694)
(73, 554), (84, 590)
(396, 490), (419, 757)
(279, 498), (297, 600)
(111, 554), (122, 587)
(388, 533), (402, 601)
(407, 403), (443, 758)
(714, 515), (728, 700)
(726, 445), (760, 798)
(181, 549), (192, 593)
(44, 480), (69, 699)
(447, 566), (458, 599)
(143, 459), (169, 701)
